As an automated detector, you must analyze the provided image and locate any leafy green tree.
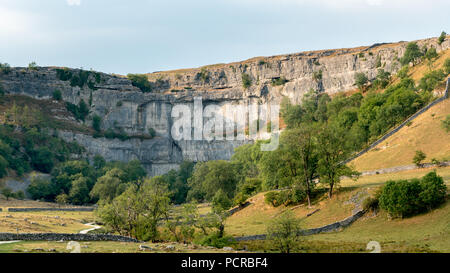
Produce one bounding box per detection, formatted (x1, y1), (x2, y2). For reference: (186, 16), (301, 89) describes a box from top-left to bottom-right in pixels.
(52, 90), (62, 101)
(266, 211), (303, 253)
(299, 89), (320, 123)
(197, 68), (210, 83)
(0, 81), (4, 96)
(372, 69), (391, 89)
(68, 175), (90, 205)
(14, 190), (25, 200)
(51, 160), (94, 195)
(66, 100), (90, 121)
(93, 155), (106, 170)
(27, 177), (54, 201)
(264, 191), (280, 206)
(259, 147), (291, 190)
(317, 124), (359, 198)
(30, 147), (54, 173)
(282, 127), (317, 207)
(148, 128), (156, 138)
(375, 55), (382, 68)
(96, 192), (134, 237)
(231, 142), (263, 182)
(316, 93), (332, 122)
(413, 150), (426, 167)
(354, 72), (368, 91)
(160, 161), (194, 204)
(55, 193), (69, 207)
(0, 155), (8, 178)
(327, 93), (363, 120)
(419, 171), (447, 210)
(236, 177), (262, 197)
(379, 179), (422, 218)
(241, 73), (252, 89)
(121, 160), (147, 186)
(379, 172), (447, 218)
(0, 63), (11, 74)
(400, 42), (423, 65)
(335, 108), (359, 130)
(212, 189), (233, 212)
(397, 65), (409, 79)
(444, 58), (450, 74)
(165, 202), (199, 243)
(127, 74), (152, 92)
(92, 115), (102, 132)
(271, 77), (288, 86)
(28, 62), (38, 70)
(97, 178), (170, 241)
(194, 210), (230, 241)
(233, 192), (250, 207)
(280, 90), (332, 126)
(136, 178), (171, 241)
(78, 99), (89, 121)
(438, 31), (446, 45)
(424, 47), (438, 61)
(90, 168), (127, 202)
(261, 127), (317, 206)
(187, 160), (238, 202)
(179, 203), (198, 243)
(280, 97), (304, 129)
(1, 187), (14, 201)
(264, 188), (306, 207)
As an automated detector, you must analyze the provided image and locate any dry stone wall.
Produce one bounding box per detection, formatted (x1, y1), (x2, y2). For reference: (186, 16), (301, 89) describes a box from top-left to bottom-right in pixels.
(234, 210), (366, 241)
(0, 233), (139, 242)
(345, 77), (449, 165)
(7, 207), (95, 212)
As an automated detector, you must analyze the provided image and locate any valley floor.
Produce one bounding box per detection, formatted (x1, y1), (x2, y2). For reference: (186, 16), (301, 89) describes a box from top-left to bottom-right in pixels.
(0, 166), (449, 253)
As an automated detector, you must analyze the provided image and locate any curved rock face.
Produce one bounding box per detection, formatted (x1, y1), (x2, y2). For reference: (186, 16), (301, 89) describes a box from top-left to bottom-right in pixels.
(1, 37), (448, 175)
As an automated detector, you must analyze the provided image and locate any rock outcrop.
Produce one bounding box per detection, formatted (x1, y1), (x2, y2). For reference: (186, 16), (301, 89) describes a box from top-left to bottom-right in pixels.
(0, 37), (448, 175)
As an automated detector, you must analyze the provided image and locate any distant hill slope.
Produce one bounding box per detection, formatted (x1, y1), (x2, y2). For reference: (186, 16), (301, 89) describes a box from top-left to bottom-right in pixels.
(347, 48), (450, 172)
(350, 98), (450, 172)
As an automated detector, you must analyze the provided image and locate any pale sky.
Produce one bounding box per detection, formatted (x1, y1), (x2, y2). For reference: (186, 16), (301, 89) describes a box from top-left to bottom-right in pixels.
(1, 0), (449, 74)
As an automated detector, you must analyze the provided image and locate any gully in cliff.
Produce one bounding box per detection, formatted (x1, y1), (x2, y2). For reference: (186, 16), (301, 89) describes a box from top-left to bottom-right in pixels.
(171, 97), (280, 151)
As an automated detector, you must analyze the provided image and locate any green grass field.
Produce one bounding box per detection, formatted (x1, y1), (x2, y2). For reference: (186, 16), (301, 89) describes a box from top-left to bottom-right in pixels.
(0, 210), (95, 233)
(227, 166), (450, 253)
(0, 241), (240, 253)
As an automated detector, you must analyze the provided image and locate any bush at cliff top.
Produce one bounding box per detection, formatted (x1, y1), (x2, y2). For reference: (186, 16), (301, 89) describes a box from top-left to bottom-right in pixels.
(127, 73), (152, 93)
(400, 42), (423, 65)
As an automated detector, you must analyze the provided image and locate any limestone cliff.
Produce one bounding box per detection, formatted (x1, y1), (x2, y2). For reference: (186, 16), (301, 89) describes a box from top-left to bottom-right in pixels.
(0, 37), (448, 175)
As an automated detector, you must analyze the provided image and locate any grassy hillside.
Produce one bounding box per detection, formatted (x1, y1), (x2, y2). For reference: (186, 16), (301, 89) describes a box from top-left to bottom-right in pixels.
(231, 167), (450, 252)
(0, 95), (91, 133)
(305, 200), (450, 253)
(226, 188), (361, 237)
(348, 47), (450, 172)
(350, 98), (450, 172)
(341, 166), (450, 188)
(239, 198), (450, 253)
(0, 210), (94, 233)
(409, 48), (450, 83)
